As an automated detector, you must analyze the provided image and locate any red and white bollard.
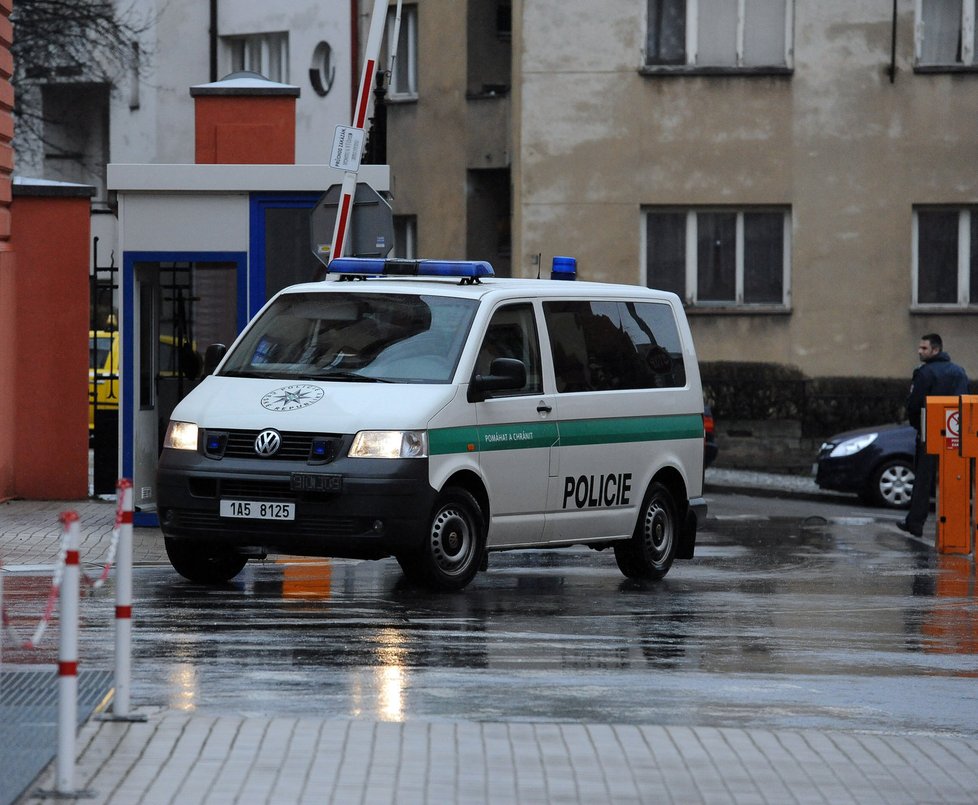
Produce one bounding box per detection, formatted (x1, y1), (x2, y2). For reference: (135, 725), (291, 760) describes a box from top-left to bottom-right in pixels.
(56, 511), (81, 795)
(113, 479), (135, 718)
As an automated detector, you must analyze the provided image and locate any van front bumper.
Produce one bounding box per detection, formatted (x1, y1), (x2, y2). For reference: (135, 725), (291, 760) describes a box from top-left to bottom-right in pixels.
(157, 449), (437, 561)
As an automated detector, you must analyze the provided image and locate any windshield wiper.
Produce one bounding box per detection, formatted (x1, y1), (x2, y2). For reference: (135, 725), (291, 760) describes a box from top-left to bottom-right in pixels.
(300, 371), (392, 383)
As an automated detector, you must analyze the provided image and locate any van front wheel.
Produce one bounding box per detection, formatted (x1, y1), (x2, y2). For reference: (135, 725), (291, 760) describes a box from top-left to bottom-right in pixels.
(164, 537), (247, 584)
(399, 487), (485, 591)
(614, 482), (677, 581)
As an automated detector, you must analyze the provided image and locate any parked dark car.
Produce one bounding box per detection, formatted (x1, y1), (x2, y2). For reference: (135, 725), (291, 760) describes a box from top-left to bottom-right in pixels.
(703, 404), (718, 468)
(814, 423), (917, 508)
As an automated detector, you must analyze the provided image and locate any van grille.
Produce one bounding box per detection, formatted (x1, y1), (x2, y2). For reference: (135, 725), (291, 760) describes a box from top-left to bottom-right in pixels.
(213, 430), (345, 462)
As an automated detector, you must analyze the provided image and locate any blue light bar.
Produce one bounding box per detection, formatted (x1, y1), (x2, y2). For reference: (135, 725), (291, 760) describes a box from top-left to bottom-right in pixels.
(328, 258), (495, 279)
(551, 256), (577, 281)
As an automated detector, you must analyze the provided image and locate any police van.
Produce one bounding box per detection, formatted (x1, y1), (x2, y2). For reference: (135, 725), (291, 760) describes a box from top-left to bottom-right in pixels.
(157, 257), (707, 591)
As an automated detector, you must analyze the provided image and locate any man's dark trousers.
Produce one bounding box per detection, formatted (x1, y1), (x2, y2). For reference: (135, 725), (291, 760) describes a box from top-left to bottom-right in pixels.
(906, 435), (936, 534)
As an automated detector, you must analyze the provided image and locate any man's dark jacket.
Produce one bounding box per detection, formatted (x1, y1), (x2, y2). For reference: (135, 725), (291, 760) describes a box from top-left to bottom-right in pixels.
(906, 352), (970, 431)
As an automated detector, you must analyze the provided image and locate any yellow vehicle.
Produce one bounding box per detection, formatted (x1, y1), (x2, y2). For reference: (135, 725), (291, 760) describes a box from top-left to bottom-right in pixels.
(89, 330), (119, 435)
(89, 331), (201, 437)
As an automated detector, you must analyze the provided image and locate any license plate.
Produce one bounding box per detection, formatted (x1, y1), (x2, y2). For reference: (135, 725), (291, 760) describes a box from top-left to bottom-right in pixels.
(290, 473), (343, 493)
(219, 500), (295, 520)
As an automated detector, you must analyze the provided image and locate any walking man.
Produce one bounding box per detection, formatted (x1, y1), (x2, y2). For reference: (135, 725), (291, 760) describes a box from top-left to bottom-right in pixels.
(898, 333), (969, 537)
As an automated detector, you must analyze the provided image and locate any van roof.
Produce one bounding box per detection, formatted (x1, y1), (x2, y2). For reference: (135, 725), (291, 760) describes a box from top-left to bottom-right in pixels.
(278, 276), (682, 305)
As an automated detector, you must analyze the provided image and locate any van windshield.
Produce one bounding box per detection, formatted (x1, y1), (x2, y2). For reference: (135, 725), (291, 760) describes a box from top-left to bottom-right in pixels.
(219, 291), (480, 384)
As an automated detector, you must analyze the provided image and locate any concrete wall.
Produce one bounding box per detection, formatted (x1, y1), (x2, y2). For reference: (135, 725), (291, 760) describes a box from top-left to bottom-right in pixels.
(385, 0), (469, 259)
(513, 0), (978, 381)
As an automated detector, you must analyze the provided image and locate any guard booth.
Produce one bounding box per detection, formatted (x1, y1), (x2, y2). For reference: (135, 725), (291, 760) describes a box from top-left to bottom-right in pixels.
(108, 74), (390, 525)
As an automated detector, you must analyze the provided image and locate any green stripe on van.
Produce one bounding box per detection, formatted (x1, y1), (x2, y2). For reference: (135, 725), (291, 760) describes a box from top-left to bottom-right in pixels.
(557, 414), (703, 446)
(428, 413), (702, 456)
(429, 422), (558, 455)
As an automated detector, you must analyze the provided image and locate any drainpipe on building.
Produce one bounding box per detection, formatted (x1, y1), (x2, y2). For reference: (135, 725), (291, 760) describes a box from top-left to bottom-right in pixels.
(362, 70), (387, 165)
(209, 0), (218, 82)
(888, 0), (897, 83)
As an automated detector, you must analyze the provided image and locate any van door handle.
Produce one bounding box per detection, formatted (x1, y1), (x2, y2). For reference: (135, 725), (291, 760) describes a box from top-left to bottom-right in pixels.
(537, 401), (552, 414)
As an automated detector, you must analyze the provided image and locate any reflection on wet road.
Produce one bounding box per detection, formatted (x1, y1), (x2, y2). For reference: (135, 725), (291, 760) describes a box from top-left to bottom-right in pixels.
(6, 503), (978, 735)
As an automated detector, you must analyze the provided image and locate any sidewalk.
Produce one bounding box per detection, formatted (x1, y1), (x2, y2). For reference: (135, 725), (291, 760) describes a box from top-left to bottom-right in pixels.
(4, 478), (978, 804)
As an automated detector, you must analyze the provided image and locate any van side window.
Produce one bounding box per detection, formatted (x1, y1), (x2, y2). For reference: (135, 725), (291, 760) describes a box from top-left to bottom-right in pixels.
(543, 300), (686, 392)
(475, 303), (542, 396)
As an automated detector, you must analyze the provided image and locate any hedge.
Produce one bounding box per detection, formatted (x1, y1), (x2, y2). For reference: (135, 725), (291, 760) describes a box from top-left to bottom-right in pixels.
(700, 361), (977, 439)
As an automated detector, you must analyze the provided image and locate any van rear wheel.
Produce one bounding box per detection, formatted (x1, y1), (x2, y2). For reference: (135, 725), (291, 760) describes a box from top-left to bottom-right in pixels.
(614, 482), (678, 581)
(399, 487), (485, 591)
(164, 537), (247, 584)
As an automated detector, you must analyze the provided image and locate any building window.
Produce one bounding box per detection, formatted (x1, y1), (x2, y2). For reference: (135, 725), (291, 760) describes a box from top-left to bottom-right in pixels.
(645, 0), (792, 70)
(386, 4), (418, 99)
(393, 215), (417, 259)
(644, 208), (791, 308)
(916, 0), (977, 67)
(224, 32), (289, 83)
(914, 208), (978, 307)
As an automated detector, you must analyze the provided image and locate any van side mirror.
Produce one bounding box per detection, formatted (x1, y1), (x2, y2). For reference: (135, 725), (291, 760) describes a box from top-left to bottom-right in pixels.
(468, 357), (527, 403)
(203, 343), (227, 375)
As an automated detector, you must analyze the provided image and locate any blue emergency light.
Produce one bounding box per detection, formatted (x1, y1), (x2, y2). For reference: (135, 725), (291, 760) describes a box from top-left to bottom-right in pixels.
(551, 256), (577, 281)
(328, 257), (495, 280)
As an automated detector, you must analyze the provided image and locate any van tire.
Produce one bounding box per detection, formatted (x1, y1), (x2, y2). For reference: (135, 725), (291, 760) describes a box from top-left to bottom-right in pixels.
(614, 482), (677, 581)
(164, 537), (247, 584)
(399, 487), (485, 591)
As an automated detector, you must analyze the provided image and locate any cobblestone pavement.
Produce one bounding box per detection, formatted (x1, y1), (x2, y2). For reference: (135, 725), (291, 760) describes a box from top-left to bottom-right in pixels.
(19, 710), (978, 805)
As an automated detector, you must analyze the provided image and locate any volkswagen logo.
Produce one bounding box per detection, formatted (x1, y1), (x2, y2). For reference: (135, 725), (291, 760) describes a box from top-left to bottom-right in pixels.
(255, 429), (282, 457)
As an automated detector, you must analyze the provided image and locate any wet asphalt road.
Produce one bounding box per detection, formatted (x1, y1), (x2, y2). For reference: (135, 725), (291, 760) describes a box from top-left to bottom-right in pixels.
(7, 491), (978, 736)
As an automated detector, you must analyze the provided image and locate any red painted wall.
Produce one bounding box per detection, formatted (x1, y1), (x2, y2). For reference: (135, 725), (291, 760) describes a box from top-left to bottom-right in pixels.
(194, 96), (297, 164)
(8, 191), (92, 499)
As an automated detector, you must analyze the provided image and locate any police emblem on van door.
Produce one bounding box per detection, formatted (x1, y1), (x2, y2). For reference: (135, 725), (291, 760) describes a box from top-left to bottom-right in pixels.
(260, 384), (324, 412)
(255, 429), (282, 456)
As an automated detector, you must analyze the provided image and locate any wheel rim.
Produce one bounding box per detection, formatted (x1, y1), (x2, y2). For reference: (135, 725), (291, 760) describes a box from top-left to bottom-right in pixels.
(429, 505), (475, 576)
(879, 465), (914, 507)
(641, 497), (673, 567)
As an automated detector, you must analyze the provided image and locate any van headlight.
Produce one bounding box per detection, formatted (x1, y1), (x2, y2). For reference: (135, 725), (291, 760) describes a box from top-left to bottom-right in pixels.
(828, 432), (877, 458)
(349, 431), (427, 458)
(164, 421), (199, 451)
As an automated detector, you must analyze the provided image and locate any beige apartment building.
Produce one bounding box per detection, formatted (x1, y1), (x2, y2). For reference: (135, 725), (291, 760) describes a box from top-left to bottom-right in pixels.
(380, 0), (978, 380)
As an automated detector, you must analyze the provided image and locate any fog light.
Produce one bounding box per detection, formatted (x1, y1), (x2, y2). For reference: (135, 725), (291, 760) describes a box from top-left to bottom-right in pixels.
(372, 520), (384, 534)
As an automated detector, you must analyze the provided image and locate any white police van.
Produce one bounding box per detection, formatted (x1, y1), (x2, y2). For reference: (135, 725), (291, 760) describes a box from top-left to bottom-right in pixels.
(157, 257), (706, 590)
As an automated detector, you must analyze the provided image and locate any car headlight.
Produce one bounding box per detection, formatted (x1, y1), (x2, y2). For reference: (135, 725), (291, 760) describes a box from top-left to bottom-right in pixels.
(163, 421), (199, 451)
(349, 430), (427, 458)
(828, 432), (878, 458)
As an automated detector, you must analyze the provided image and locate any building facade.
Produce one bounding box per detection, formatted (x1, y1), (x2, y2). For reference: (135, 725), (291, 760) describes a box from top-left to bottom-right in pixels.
(11, 1), (978, 381)
(385, 0), (978, 380)
(13, 0), (357, 203)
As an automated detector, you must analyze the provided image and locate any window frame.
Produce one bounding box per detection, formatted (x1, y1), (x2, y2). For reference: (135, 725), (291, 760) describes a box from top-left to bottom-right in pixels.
(643, 0), (794, 75)
(386, 4), (419, 100)
(223, 31), (290, 83)
(914, 0), (978, 71)
(912, 206), (978, 310)
(642, 207), (793, 312)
